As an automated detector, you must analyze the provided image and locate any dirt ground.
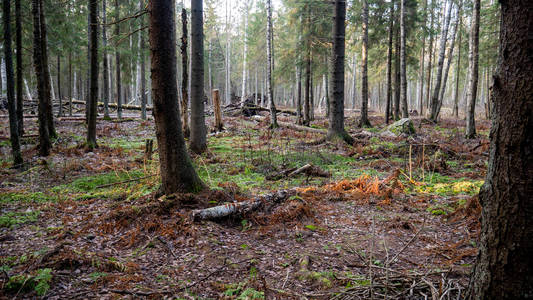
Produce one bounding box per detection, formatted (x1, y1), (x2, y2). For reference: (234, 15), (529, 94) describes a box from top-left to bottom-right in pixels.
(0, 107), (489, 299)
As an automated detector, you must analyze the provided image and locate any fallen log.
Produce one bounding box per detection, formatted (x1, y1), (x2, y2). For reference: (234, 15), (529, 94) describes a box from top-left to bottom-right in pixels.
(251, 115), (327, 134)
(288, 164), (313, 177)
(192, 189), (296, 220)
(71, 99), (153, 111)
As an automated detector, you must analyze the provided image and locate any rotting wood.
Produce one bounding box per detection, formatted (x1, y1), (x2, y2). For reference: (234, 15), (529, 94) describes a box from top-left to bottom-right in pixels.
(192, 189), (296, 220)
(213, 89), (223, 131)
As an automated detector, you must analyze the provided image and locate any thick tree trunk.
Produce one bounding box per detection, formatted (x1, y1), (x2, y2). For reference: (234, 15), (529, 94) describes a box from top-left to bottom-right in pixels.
(327, 0), (353, 144)
(3, 0), (23, 166)
(115, 0), (122, 119)
(102, 0), (110, 119)
(148, 0), (204, 195)
(87, 0), (98, 149)
(180, 8), (189, 137)
(399, 0), (408, 118)
(467, 0), (533, 297)
(39, 0), (55, 138)
(15, 0), (24, 135)
(190, 0), (207, 153)
(358, 0), (371, 127)
(465, 0), (480, 138)
(303, 8), (311, 126)
(266, 0), (278, 128)
(429, 0), (453, 122)
(33, 0), (51, 156)
(385, 1), (394, 124)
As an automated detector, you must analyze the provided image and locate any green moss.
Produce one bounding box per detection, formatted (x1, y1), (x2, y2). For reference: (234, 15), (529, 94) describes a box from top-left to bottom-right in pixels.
(0, 192), (58, 204)
(0, 210), (40, 228)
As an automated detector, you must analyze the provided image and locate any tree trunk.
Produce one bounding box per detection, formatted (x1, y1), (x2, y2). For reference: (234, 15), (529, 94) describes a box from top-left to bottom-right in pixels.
(424, 0), (435, 117)
(190, 0), (207, 153)
(417, 0), (427, 117)
(467, 1), (533, 297)
(399, 0), (408, 118)
(57, 55), (62, 117)
(140, 6), (146, 120)
(102, 0), (110, 119)
(359, 0), (371, 127)
(33, 0), (51, 156)
(385, 0), (394, 124)
(327, 0), (353, 144)
(429, 0), (453, 122)
(351, 55), (357, 109)
(452, 14), (462, 118)
(39, 0), (55, 138)
(266, 0), (278, 128)
(15, 0), (24, 135)
(465, 0), (480, 138)
(296, 63), (302, 124)
(180, 8), (189, 137)
(436, 5), (460, 119)
(148, 0), (204, 195)
(393, 22), (400, 120)
(87, 0), (98, 149)
(303, 7), (311, 126)
(240, 1), (248, 103)
(68, 52), (72, 116)
(115, 0), (122, 119)
(3, 0), (23, 166)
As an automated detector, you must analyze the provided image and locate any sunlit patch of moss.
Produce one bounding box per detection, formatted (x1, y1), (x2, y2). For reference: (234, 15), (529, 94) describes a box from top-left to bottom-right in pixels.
(107, 137), (145, 150)
(412, 175), (483, 197)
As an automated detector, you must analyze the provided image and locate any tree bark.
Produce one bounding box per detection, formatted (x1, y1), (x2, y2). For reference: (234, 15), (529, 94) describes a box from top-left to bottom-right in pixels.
(87, 0), (99, 149)
(190, 0), (207, 153)
(266, 0), (278, 128)
(417, 0), (427, 117)
(359, 0), (371, 127)
(68, 52), (72, 116)
(3, 0), (23, 166)
(303, 6), (311, 126)
(39, 0), (55, 138)
(180, 8), (189, 137)
(15, 0), (24, 136)
(467, 0), (533, 297)
(452, 14), (462, 118)
(327, 0), (353, 145)
(102, 0), (110, 119)
(465, 0), (480, 138)
(140, 6), (146, 120)
(115, 0), (122, 119)
(393, 21), (400, 120)
(385, 0), (394, 124)
(399, 0), (408, 118)
(429, 0), (453, 122)
(424, 0), (435, 117)
(240, 1), (248, 103)
(148, 0), (204, 195)
(57, 55), (62, 117)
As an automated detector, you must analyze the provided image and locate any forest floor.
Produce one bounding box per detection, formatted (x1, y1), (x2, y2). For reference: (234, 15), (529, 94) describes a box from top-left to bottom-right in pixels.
(0, 107), (490, 299)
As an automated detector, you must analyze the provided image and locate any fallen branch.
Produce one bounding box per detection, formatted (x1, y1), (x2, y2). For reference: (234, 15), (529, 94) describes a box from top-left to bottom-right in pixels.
(71, 99), (152, 111)
(251, 115), (327, 134)
(192, 189), (296, 220)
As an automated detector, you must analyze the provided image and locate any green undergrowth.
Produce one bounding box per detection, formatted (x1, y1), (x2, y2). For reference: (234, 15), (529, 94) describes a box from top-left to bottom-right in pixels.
(2, 267), (52, 296)
(410, 173), (483, 197)
(51, 169), (156, 201)
(201, 135), (386, 193)
(0, 192), (58, 204)
(0, 210), (41, 228)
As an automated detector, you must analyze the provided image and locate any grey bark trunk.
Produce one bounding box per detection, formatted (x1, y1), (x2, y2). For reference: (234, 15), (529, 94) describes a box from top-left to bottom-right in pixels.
(399, 0), (408, 118)
(190, 0), (207, 153)
(465, 0), (480, 138)
(359, 0), (371, 127)
(266, 0), (278, 128)
(87, 0), (98, 149)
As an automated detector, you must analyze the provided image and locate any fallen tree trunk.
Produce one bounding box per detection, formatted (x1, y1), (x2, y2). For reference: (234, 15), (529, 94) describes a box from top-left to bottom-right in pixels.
(251, 115), (327, 134)
(71, 100), (153, 111)
(192, 189), (296, 220)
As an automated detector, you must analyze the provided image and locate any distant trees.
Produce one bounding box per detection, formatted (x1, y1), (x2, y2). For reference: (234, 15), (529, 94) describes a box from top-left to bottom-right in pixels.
(148, 0), (204, 194)
(467, 0), (533, 297)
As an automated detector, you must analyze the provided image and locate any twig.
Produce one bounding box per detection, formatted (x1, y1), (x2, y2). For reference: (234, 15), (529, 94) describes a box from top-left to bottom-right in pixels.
(388, 217), (426, 266)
